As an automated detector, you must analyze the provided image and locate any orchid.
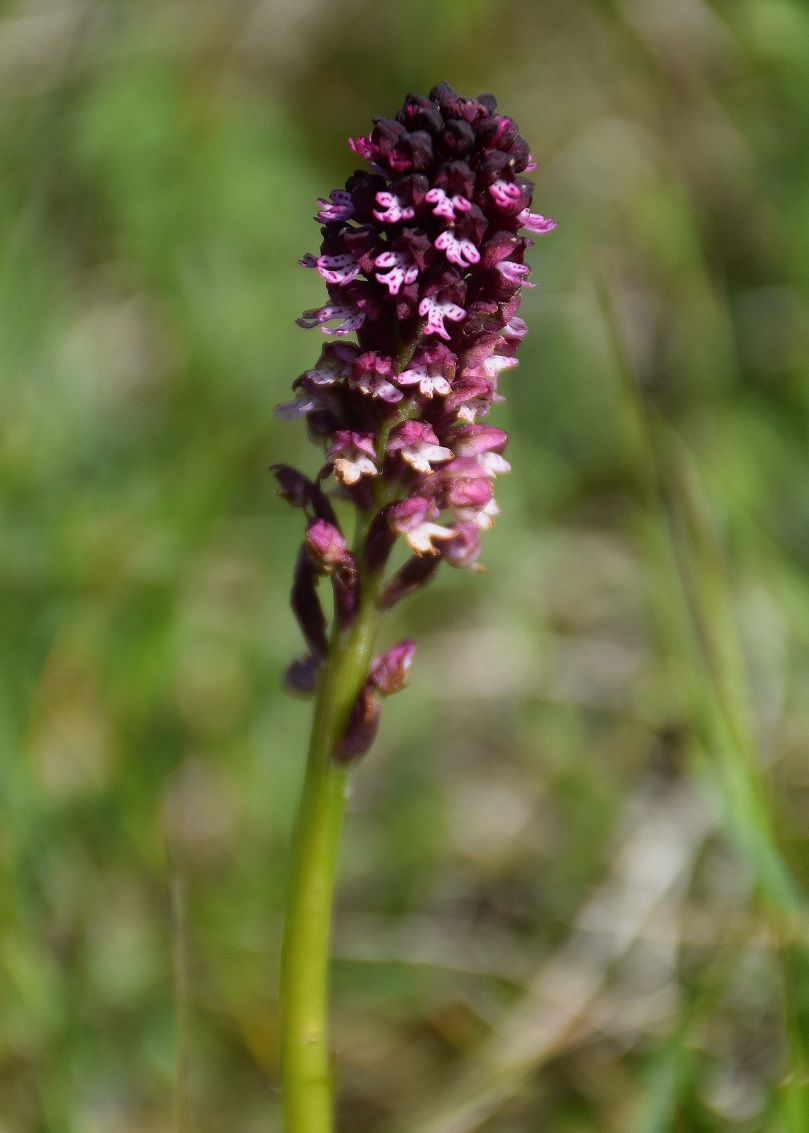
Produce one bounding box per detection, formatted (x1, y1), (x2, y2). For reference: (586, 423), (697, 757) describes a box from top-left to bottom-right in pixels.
(273, 83), (555, 1133)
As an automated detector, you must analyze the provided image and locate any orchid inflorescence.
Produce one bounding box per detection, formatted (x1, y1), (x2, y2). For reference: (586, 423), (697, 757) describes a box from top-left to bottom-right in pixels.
(273, 82), (555, 759)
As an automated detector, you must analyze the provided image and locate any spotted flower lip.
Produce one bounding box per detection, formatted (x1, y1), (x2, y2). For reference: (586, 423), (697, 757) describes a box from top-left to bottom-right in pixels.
(418, 293), (467, 340)
(373, 190), (416, 224)
(316, 253), (361, 286)
(397, 360), (451, 398)
(374, 248), (419, 295)
(275, 82), (556, 754)
(434, 229), (481, 269)
(425, 186), (473, 220)
(350, 351), (402, 403)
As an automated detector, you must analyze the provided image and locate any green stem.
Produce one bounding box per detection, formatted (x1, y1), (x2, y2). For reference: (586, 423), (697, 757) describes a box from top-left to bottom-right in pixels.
(280, 581), (382, 1133)
(280, 334), (421, 1129)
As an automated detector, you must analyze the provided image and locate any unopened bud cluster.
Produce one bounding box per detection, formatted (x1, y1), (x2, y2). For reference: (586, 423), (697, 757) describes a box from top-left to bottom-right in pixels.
(273, 83), (555, 759)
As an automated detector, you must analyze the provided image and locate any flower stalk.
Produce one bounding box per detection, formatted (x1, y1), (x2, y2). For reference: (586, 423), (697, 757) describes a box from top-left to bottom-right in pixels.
(274, 83), (556, 1130)
(280, 585), (381, 1133)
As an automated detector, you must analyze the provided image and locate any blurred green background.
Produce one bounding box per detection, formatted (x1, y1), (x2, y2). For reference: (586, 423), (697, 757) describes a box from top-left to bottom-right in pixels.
(3, 0), (809, 1129)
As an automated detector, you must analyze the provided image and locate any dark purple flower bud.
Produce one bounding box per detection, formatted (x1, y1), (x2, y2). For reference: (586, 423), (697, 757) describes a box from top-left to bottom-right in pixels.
(429, 82), (489, 126)
(272, 464), (315, 509)
(454, 203), (488, 247)
(476, 148), (519, 186)
(364, 506), (397, 573)
(291, 547), (328, 659)
(369, 640), (416, 696)
(459, 298), (501, 339)
(490, 115), (520, 150)
(439, 118), (476, 159)
(398, 173), (431, 209)
(480, 231), (525, 271)
(509, 137), (533, 172)
(431, 159), (475, 202)
(346, 171), (388, 223)
(284, 654), (321, 696)
(334, 683), (381, 763)
(428, 81), (462, 116)
(306, 406), (344, 445)
(389, 130), (435, 173)
(371, 117), (408, 159)
(332, 559), (359, 630)
(380, 552), (441, 609)
(396, 93), (444, 136)
(271, 464), (340, 526)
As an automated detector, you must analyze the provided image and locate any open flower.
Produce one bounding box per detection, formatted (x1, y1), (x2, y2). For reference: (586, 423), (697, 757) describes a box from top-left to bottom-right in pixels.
(350, 351), (403, 403)
(388, 496), (455, 554)
(326, 431), (378, 485)
(397, 342), (454, 398)
(387, 421), (454, 475)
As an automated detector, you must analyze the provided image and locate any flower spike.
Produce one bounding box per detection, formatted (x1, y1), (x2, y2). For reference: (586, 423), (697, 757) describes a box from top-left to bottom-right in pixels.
(276, 82), (556, 758)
